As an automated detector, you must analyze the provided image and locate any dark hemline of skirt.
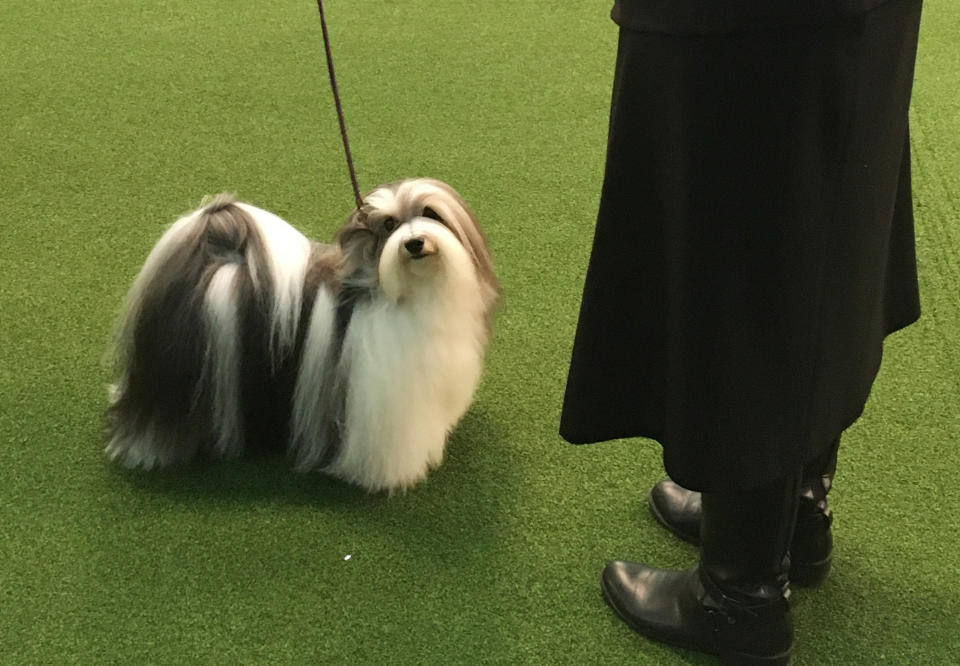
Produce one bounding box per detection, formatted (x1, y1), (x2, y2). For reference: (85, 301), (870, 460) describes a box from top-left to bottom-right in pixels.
(560, 0), (923, 492)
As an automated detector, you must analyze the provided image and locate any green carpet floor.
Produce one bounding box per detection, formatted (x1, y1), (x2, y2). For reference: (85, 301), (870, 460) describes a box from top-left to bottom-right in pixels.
(2, 1), (957, 663)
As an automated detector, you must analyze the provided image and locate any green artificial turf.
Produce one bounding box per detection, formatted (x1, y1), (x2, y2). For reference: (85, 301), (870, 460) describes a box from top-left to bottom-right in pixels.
(1, 1), (958, 664)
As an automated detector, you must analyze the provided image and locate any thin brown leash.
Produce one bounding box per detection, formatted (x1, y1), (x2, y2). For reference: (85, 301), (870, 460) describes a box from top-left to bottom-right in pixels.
(314, 0), (363, 210)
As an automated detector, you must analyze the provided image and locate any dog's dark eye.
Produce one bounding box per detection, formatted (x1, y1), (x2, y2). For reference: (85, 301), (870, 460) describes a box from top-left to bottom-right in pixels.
(383, 217), (399, 233)
(422, 207), (443, 222)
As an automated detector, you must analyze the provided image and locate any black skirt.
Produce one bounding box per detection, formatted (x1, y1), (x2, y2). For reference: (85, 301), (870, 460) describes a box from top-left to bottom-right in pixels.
(560, 0), (923, 491)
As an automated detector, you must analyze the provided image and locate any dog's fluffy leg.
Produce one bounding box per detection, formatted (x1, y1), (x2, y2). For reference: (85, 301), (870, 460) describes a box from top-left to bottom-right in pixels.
(289, 285), (340, 470)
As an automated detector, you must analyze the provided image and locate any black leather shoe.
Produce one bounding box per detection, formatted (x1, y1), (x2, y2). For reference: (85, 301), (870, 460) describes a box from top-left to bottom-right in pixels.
(648, 480), (701, 544)
(602, 561), (793, 666)
(789, 484), (833, 587)
(605, 473), (801, 664)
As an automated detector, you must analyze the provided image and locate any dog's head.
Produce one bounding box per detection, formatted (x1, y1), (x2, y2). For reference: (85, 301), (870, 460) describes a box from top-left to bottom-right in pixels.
(337, 178), (499, 312)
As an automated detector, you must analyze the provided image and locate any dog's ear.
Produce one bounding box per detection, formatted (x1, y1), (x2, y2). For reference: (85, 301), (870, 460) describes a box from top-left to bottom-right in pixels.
(336, 207), (370, 246)
(336, 206), (381, 287)
(419, 181), (499, 297)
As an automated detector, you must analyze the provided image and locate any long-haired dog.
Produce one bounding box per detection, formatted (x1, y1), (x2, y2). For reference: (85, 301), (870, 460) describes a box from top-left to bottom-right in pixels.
(106, 178), (499, 492)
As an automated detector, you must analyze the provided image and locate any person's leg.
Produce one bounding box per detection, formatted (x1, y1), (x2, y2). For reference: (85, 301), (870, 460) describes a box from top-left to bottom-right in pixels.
(603, 473), (800, 664)
(790, 436), (839, 585)
(648, 436), (840, 586)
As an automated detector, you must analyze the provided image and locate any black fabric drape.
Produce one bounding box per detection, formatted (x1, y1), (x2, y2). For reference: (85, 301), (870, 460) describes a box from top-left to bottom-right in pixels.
(561, 0), (923, 491)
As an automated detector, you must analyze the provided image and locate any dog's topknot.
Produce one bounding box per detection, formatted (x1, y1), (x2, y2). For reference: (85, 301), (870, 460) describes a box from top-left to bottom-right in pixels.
(200, 193), (238, 216)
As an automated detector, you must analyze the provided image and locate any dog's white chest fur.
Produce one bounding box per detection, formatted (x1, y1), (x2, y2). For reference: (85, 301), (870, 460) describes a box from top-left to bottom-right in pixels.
(329, 289), (485, 492)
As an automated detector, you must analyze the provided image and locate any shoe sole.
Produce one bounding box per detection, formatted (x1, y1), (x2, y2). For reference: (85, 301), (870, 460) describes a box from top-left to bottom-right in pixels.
(600, 573), (793, 665)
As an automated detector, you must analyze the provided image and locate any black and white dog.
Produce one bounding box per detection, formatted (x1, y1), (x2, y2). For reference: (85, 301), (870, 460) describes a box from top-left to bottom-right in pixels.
(106, 178), (499, 492)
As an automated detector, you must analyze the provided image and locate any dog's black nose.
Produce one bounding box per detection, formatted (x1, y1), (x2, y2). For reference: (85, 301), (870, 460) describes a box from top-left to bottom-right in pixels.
(404, 237), (425, 256)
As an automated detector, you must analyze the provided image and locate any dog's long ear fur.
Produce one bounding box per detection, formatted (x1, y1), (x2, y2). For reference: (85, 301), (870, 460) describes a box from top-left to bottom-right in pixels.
(335, 206), (379, 291)
(418, 179), (499, 296)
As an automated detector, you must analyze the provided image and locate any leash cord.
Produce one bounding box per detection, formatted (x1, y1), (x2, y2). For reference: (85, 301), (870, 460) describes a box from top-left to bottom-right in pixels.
(315, 0), (363, 210)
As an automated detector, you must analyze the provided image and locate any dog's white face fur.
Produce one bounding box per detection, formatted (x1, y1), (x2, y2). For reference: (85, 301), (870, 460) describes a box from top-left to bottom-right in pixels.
(380, 218), (469, 299)
(106, 178), (499, 493)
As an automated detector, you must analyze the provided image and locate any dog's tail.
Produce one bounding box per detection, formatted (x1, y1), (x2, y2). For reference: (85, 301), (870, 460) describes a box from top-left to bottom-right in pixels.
(105, 195), (286, 468)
